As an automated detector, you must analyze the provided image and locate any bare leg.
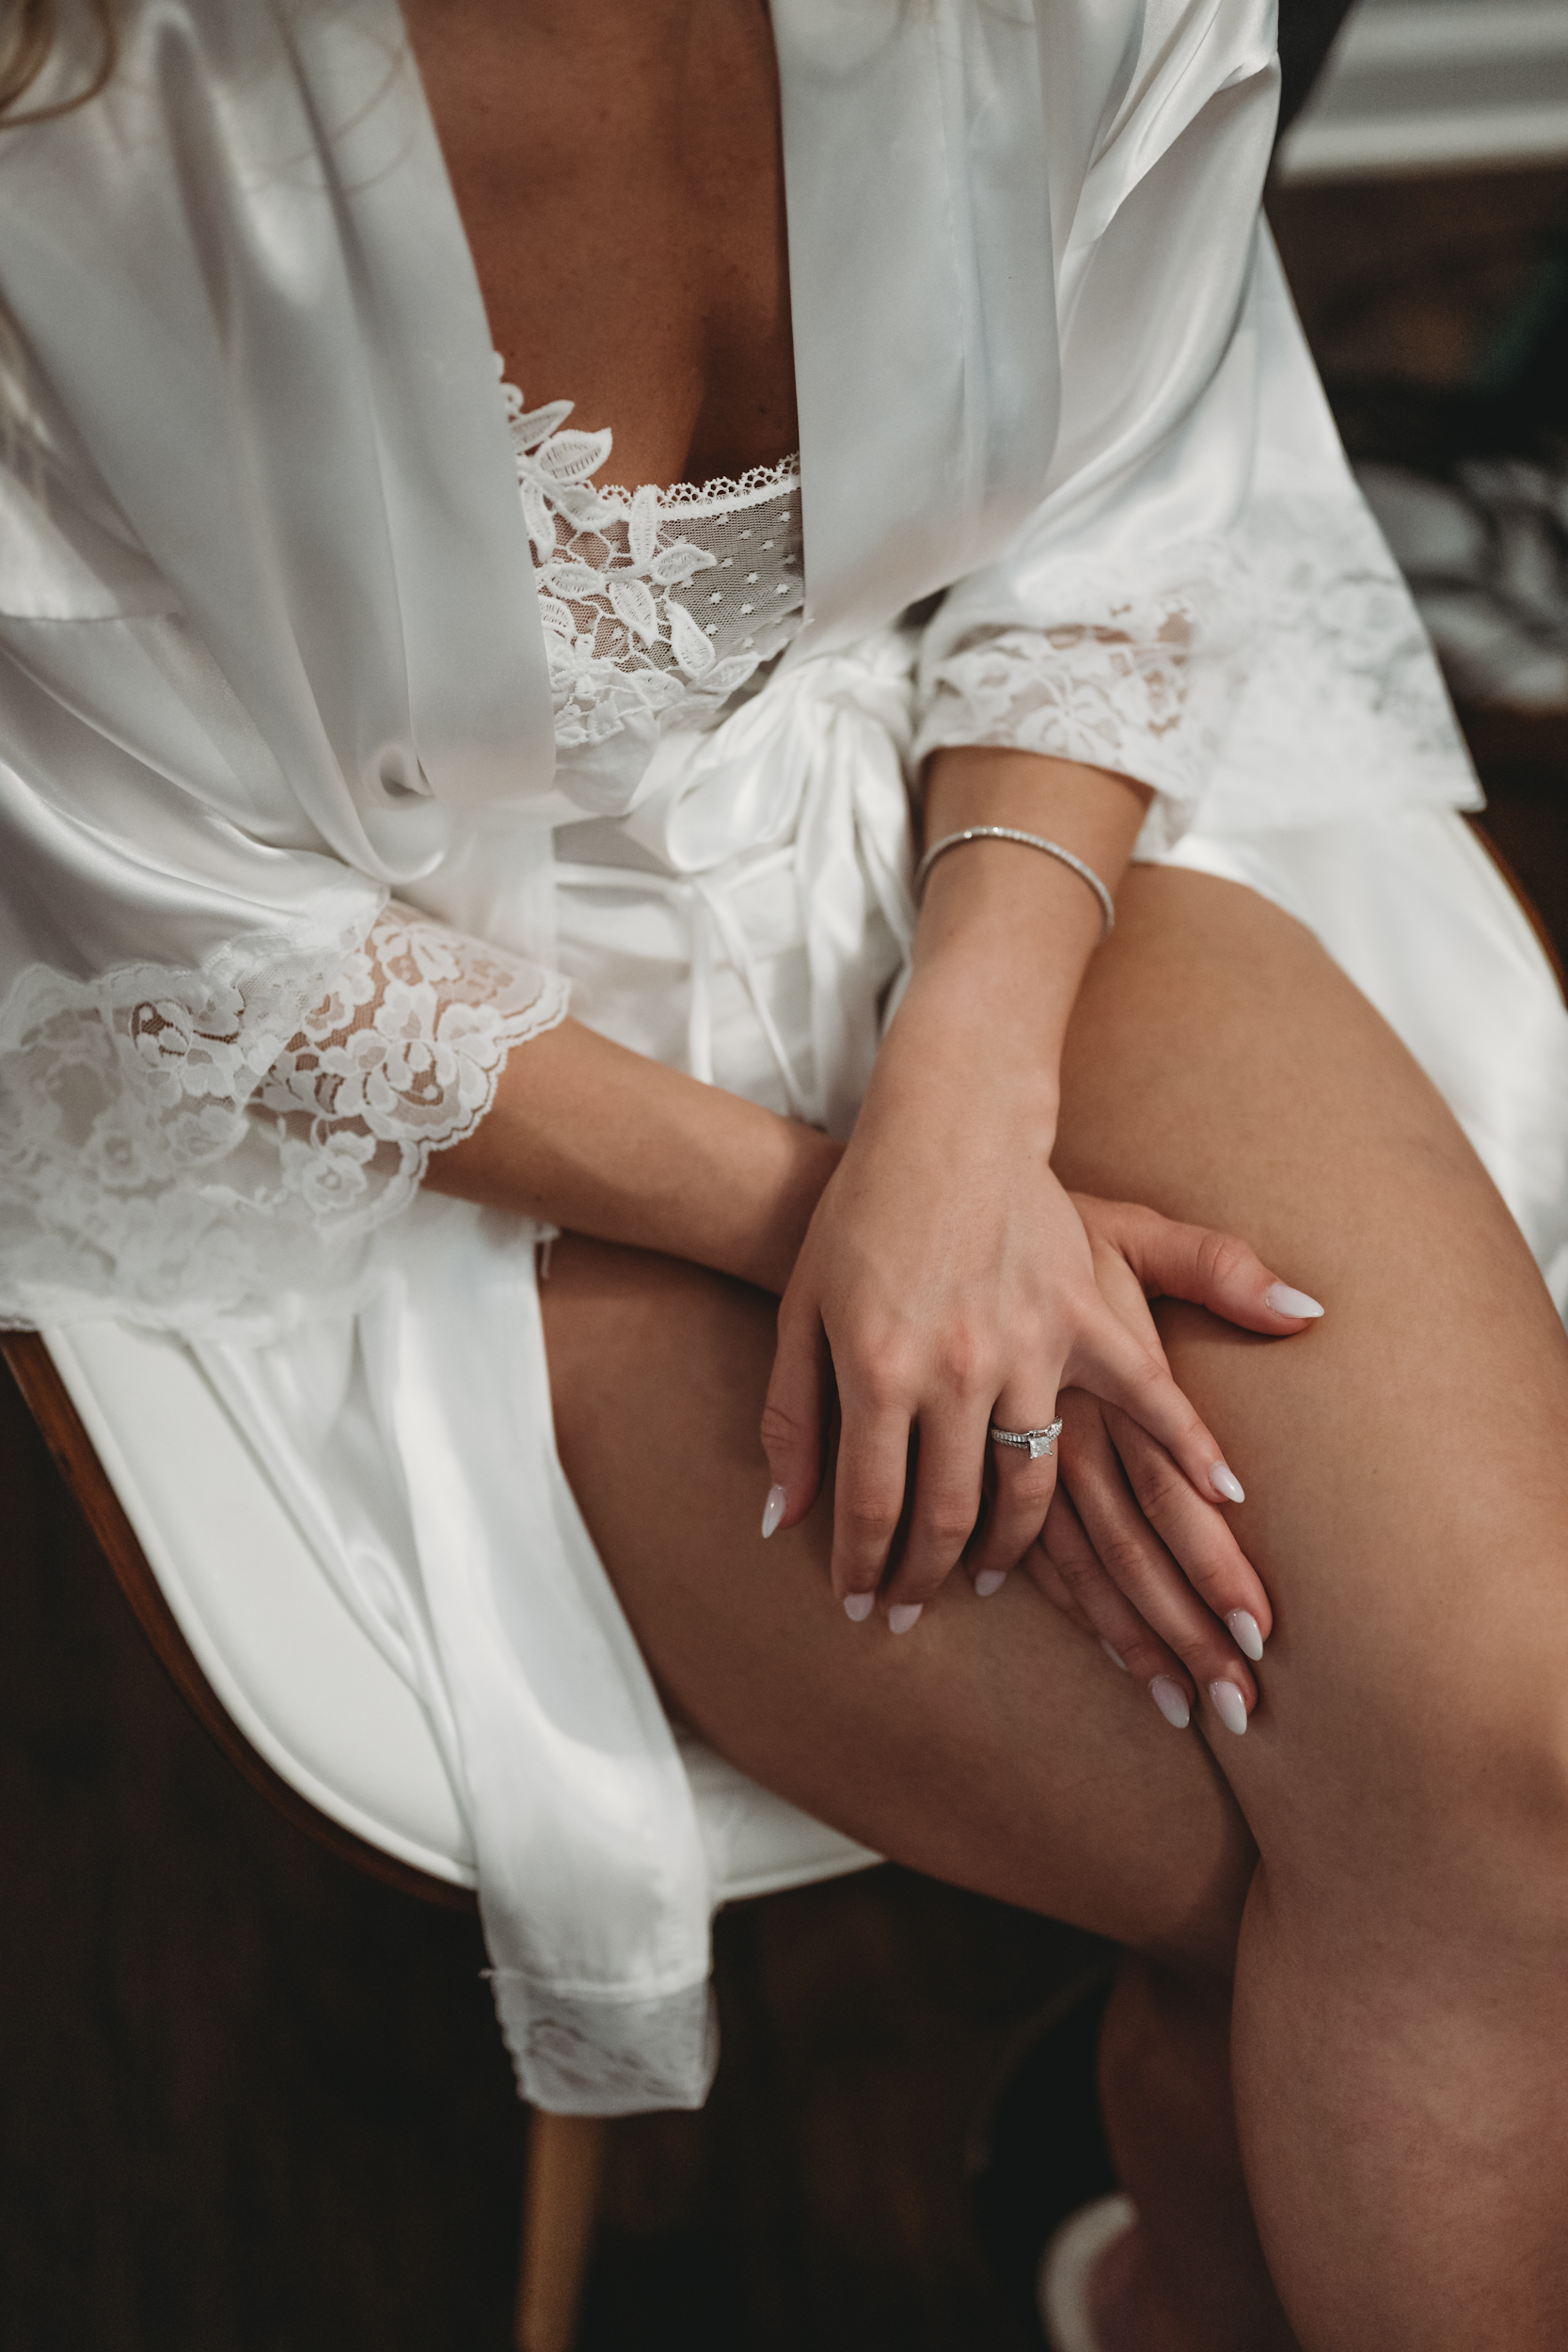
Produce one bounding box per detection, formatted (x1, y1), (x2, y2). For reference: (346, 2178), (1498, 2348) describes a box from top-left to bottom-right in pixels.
(1095, 1956), (1297, 2351)
(541, 867), (1568, 2350)
(1053, 870), (1568, 2349)
(540, 1233), (1256, 1973)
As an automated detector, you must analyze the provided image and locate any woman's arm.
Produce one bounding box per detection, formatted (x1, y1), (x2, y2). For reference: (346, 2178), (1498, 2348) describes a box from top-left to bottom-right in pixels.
(916, 742), (1152, 1067)
(425, 744), (1141, 1302)
(418, 764), (1317, 1712)
(426, 1013), (841, 1298)
(758, 746), (1298, 1645)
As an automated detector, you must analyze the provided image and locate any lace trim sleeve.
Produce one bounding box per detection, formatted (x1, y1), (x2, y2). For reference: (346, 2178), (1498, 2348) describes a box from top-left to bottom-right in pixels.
(252, 906), (568, 1208)
(911, 568), (1232, 850)
(0, 905), (567, 1337)
(912, 489), (1478, 853)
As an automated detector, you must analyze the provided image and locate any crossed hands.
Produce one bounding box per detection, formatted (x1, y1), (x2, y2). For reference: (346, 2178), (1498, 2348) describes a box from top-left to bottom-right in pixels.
(760, 1168), (1322, 1735)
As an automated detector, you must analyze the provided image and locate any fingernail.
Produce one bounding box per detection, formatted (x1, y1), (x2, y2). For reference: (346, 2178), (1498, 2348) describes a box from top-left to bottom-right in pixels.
(843, 1590), (875, 1624)
(1209, 1679), (1250, 1737)
(1101, 1641), (1130, 1673)
(1150, 1677), (1191, 1730)
(974, 1567), (1007, 1597)
(761, 1483), (787, 1539)
(888, 1602), (924, 1635)
(1226, 1609), (1265, 1661)
(1265, 1281), (1324, 1319)
(1210, 1463), (1245, 1504)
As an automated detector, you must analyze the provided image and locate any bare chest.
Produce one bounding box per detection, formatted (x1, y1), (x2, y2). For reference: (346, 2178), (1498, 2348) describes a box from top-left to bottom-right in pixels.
(404, 0), (799, 491)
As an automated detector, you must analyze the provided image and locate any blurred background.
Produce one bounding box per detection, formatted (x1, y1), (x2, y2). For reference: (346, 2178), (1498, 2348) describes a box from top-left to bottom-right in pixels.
(4, 5), (1567, 2348)
(1273, 0), (1568, 946)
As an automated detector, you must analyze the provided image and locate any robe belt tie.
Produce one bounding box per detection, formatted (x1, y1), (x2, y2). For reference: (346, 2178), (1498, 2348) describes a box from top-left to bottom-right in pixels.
(551, 848), (810, 1119)
(551, 638), (921, 1136)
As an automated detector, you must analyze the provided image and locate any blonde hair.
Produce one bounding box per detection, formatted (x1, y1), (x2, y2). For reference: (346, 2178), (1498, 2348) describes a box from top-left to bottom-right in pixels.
(1, 0), (119, 124)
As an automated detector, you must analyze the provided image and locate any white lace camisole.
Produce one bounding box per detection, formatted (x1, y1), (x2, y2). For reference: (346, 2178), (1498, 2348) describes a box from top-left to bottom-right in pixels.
(502, 380), (806, 752)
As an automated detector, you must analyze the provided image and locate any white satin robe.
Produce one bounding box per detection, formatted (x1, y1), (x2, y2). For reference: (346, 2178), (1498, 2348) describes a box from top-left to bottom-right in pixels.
(4, 0), (1567, 2112)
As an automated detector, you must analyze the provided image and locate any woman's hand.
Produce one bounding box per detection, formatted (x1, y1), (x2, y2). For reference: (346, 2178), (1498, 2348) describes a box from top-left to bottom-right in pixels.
(756, 938), (1312, 1630)
(1021, 1198), (1324, 1733)
(756, 742), (1321, 1659)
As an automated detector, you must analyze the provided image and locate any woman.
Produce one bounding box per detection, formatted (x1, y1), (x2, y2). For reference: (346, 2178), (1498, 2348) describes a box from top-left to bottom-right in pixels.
(4, 3), (1568, 2345)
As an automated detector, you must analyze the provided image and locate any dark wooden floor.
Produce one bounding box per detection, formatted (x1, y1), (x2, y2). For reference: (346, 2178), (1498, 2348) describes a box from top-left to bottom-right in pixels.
(5, 168), (1568, 2352)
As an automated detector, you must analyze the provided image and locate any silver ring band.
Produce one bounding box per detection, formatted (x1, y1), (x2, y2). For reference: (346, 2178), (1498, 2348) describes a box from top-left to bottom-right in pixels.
(989, 1419), (1064, 1460)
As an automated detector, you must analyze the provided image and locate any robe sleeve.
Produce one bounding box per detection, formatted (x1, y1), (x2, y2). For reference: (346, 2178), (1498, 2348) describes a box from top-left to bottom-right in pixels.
(912, 1), (1479, 852)
(0, 484), (563, 1342)
(0, 0), (578, 1338)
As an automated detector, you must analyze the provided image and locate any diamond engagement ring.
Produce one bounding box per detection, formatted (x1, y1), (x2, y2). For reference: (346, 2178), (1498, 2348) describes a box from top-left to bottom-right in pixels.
(988, 1420), (1064, 1460)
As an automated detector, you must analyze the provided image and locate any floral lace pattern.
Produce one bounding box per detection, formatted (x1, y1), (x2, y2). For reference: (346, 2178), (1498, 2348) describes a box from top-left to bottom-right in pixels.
(253, 908), (566, 1215)
(1214, 489), (1478, 820)
(1, 378), (813, 1335)
(914, 489), (1469, 852)
(913, 564), (1238, 834)
(503, 375), (804, 750)
(0, 906), (566, 1334)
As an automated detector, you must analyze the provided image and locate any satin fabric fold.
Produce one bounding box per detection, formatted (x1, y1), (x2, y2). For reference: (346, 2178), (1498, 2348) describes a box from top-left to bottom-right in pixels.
(197, 1191), (721, 2115)
(613, 633), (918, 1135)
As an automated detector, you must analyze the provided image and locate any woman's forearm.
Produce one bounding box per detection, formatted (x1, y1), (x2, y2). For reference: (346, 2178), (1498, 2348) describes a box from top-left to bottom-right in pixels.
(424, 1012), (841, 1295)
(876, 748), (1154, 1142)
(426, 750), (1142, 1294)
(914, 746), (1153, 1079)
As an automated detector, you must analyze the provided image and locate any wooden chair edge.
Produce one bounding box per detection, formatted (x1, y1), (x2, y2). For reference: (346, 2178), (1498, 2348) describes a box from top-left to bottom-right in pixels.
(1468, 813), (1568, 998)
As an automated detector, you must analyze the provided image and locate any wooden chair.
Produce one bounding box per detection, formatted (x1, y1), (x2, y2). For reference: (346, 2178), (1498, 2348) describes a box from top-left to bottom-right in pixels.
(3, 1320), (877, 2352)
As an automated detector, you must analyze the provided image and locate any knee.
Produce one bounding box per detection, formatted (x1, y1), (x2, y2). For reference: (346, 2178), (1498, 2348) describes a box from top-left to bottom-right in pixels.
(1277, 1600), (1568, 1932)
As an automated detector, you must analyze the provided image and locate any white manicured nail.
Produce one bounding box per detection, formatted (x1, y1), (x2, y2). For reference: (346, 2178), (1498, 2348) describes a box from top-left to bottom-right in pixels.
(843, 1590), (875, 1624)
(1101, 1641), (1130, 1673)
(888, 1602), (923, 1635)
(1209, 1680), (1249, 1737)
(761, 1484), (787, 1539)
(1210, 1464), (1245, 1504)
(1265, 1282), (1324, 1319)
(1150, 1677), (1191, 1730)
(974, 1567), (1007, 1597)
(1226, 1609), (1265, 1661)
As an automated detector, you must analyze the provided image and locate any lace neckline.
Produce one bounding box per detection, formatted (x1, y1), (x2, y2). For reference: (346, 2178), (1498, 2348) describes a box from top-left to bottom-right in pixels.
(499, 371), (806, 751)
(498, 367), (800, 515)
(583, 451), (800, 515)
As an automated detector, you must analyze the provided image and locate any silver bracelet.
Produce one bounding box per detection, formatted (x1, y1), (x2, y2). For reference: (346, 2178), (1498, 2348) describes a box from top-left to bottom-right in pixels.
(912, 825), (1116, 936)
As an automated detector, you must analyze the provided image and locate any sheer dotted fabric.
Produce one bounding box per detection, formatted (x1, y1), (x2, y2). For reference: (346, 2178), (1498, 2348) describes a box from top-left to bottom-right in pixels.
(502, 376), (805, 749)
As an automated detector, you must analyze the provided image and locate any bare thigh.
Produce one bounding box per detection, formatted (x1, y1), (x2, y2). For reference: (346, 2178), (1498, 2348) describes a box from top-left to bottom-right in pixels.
(1057, 870), (1568, 1896)
(540, 868), (1568, 1968)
